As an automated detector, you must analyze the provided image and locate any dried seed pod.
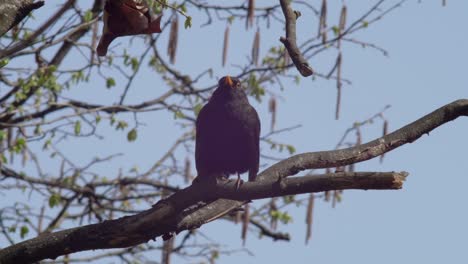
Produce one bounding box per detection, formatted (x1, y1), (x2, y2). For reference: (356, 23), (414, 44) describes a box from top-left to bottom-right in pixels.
(332, 190), (337, 208)
(184, 156), (191, 184)
(162, 235), (174, 264)
(252, 28), (260, 66)
(338, 5), (347, 49)
(339, 5), (347, 30)
(355, 127), (361, 146)
(246, 0), (255, 29)
(335, 52), (342, 120)
(167, 14), (179, 64)
(305, 194), (314, 244)
(222, 25), (230, 67)
(380, 120), (389, 163)
(269, 198), (278, 230)
(242, 203), (250, 245)
(319, 0), (327, 44)
(21, 147), (27, 167)
(268, 97), (277, 132)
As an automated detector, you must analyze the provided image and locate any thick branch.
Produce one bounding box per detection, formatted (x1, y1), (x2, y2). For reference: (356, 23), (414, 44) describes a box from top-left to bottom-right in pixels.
(0, 171), (405, 263)
(0, 0), (44, 37)
(261, 99), (468, 178)
(279, 0), (314, 77)
(1, 98), (468, 263)
(0, 0), (70, 59)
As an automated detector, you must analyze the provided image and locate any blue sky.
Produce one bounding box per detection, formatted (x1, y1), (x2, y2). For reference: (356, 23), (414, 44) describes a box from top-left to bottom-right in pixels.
(4, 0), (468, 263)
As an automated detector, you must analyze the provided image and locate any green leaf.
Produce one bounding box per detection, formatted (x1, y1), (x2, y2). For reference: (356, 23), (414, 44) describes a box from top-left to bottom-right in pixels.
(48, 193), (61, 208)
(127, 129), (137, 142)
(331, 25), (340, 36)
(130, 57), (139, 71)
(0, 59), (9, 68)
(20, 226), (29, 238)
(179, 3), (187, 13)
(116, 121), (128, 130)
(184, 16), (192, 29)
(0, 130), (5, 141)
(362, 21), (369, 27)
(193, 103), (203, 116)
(106, 77), (116, 88)
(286, 145), (296, 154)
(174, 111), (185, 119)
(74, 121), (81, 135)
(13, 138), (26, 153)
(84, 10), (93, 22)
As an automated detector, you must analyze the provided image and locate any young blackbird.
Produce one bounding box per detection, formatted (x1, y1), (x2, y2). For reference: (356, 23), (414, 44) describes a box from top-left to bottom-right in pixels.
(195, 76), (261, 188)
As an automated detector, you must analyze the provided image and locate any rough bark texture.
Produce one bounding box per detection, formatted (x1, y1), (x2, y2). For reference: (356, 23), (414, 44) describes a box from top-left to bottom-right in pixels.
(0, 99), (467, 263)
(0, 171), (406, 264)
(0, 0), (44, 37)
(279, 0), (314, 76)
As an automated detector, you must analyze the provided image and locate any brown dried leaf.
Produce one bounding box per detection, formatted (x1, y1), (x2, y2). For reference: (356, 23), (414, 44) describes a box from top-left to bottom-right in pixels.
(252, 28), (260, 66)
(222, 25), (230, 67)
(305, 194), (314, 244)
(167, 14), (179, 64)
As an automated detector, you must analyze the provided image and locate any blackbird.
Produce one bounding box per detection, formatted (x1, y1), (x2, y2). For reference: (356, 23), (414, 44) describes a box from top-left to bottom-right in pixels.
(97, 0), (162, 56)
(195, 76), (261, 188)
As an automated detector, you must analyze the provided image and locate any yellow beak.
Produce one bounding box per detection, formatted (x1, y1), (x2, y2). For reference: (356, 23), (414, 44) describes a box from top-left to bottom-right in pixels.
(224, 75), (234, 87)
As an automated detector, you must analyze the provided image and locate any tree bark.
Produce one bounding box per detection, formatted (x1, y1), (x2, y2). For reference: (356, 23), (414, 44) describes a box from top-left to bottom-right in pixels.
(0, 0), (44, 37)
(1, 99), (468, 263)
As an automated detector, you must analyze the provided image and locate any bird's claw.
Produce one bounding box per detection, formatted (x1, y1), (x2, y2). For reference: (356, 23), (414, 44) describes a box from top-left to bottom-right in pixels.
(235, 178), (244, 190)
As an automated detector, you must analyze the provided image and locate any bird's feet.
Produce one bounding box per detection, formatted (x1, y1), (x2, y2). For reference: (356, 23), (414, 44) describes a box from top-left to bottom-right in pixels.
(235, 173), (244, 190)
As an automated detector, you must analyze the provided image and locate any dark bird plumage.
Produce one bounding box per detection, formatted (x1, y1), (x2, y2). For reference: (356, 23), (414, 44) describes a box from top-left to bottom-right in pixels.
(195, 76), (261, 187)
(97, 0), (162, 56)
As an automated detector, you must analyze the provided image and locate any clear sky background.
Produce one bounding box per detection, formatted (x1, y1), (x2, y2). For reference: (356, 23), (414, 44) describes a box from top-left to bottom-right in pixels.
(5, 0), (468, 263)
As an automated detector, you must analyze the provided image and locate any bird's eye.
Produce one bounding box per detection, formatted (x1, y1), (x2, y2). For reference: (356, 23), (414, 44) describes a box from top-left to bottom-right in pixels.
(236, 82), (241, 88)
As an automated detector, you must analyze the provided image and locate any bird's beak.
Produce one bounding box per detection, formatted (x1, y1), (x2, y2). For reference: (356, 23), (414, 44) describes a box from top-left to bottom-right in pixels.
(224, 75), (234, 87)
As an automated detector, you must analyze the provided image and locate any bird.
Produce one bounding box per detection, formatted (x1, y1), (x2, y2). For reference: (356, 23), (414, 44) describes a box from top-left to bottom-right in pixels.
(195, 76), (261, 189)
(97, 0), (162, 56)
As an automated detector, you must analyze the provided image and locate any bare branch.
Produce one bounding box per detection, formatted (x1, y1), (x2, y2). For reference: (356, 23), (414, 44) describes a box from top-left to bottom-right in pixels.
(279, 0), (313, 76)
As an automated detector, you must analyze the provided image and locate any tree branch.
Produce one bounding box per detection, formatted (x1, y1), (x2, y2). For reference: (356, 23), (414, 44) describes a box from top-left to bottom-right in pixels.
(0, 171), (405, 263)
(279, 0), (314, 77)
(0, 0), (44, 37)
(1, 98), (468, 263)
(0, 0), (71, 59)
